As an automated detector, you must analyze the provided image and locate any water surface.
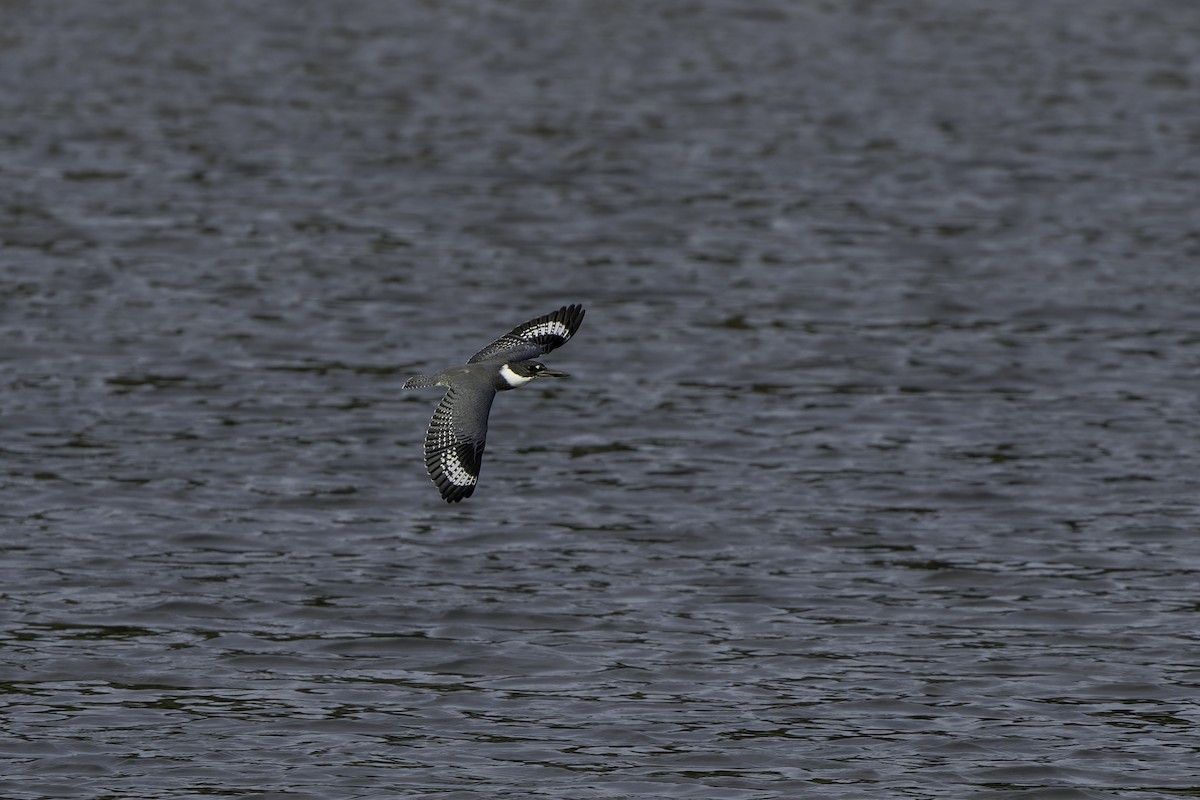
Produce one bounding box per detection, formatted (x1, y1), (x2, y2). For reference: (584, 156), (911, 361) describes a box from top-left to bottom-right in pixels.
(2, 2), (1198, 798)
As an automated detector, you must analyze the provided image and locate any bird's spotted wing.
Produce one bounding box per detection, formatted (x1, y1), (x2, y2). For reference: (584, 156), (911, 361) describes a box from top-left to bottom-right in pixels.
(423, 386), (496, 502)
(467, 304), (586, 364)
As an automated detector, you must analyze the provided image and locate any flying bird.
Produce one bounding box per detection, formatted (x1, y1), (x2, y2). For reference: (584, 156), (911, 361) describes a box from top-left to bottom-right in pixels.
(403, 304), (585, 502)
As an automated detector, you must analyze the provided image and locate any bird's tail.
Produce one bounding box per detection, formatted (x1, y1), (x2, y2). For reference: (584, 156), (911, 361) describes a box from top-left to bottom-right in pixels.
(403, 374), (437, 389)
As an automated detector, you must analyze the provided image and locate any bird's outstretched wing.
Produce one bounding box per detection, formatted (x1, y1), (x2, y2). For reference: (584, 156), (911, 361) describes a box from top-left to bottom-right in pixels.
(423, 385), (497, 502)
(467, 304), (586, 364)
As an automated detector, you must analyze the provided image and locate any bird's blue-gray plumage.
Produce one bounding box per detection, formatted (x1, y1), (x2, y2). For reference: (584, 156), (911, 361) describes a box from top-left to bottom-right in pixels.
(403, 304), (585, 502)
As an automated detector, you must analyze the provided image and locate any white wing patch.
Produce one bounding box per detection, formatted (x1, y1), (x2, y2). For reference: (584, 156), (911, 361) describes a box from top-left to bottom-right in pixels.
(519, 320), (571, 340)
(438, 448), (478, 487)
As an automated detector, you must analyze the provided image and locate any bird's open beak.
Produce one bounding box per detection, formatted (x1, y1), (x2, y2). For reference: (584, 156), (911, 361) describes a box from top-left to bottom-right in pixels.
(538, 368), (570, 378)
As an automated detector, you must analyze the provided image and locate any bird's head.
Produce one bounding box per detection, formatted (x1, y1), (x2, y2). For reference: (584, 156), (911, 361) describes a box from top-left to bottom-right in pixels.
(499, 360), (569, 388)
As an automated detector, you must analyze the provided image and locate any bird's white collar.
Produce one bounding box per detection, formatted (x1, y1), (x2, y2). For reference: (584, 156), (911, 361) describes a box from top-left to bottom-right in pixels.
(499, 363), (534, 388)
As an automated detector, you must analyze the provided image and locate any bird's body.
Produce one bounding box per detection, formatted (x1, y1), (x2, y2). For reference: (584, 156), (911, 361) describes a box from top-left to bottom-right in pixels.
(403, 304), (585, 502)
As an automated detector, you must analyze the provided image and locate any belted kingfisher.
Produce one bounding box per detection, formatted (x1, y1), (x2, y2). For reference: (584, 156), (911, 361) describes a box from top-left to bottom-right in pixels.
(403, 304), (585, 502)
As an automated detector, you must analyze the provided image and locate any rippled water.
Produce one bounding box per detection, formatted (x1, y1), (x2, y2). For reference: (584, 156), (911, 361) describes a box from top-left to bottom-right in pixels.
(3, 1), (1199, 798)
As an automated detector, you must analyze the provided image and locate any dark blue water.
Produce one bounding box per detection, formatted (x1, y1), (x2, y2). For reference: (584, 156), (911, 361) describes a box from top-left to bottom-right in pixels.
(3, 2), (1199, 798)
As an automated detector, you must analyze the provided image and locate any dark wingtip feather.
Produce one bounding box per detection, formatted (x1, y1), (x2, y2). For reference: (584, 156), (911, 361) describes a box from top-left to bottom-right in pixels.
(441, 484), (474, 503)
(558, 304), (585, 337)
